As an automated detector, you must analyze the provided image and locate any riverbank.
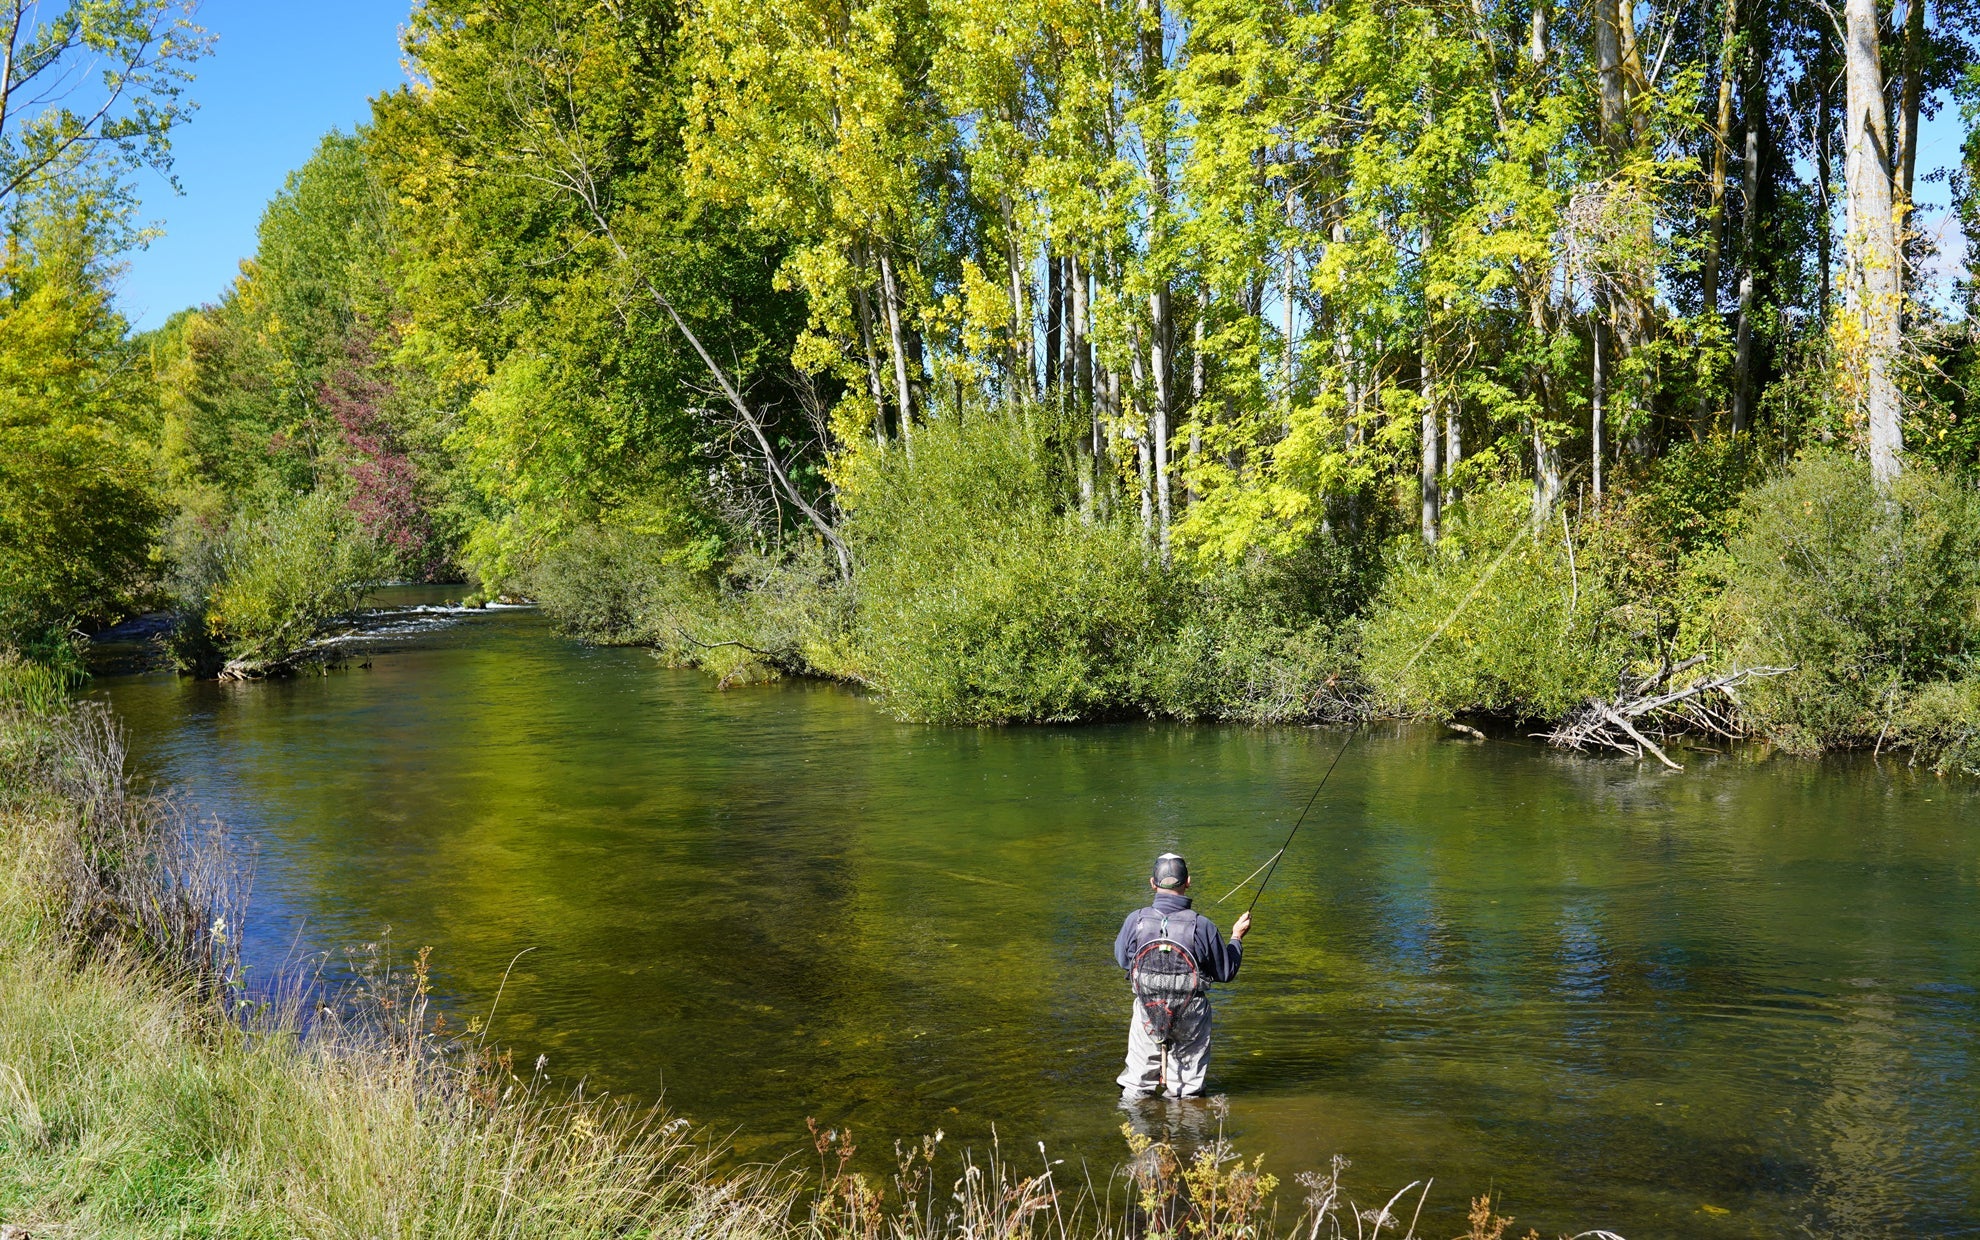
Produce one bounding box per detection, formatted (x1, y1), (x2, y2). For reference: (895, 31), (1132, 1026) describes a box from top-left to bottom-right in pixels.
(0, 658), (1571, 1240)
(530, 441), (1980, 776)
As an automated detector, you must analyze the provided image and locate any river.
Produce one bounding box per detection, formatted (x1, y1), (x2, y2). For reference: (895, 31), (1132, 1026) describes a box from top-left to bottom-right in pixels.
(95, 589), (1980, 1239)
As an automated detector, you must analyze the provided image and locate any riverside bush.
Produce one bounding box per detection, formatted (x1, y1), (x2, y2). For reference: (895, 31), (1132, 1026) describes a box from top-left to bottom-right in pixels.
(168, 490), (386, 677)
(1719, 452), (1980, 752)
(1154, 542), (1369, 722)
(841, 414), (1365, 724)
(1361, 483), (1637, 721)
(843, 415), (1166, 722)
(1897, 674), (1980, 775)
(534, 525), (853, 684)
(859, 511), (1173, 723)
(532, 524), (695, 646)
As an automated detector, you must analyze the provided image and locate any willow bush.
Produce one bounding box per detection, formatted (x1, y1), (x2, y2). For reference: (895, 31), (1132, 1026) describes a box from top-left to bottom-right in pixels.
(843, 416), (1172, 723)
(1361, 483), (1639, 722)
(836, 413), (1369, 725)
(1719, 451), (1980, 754)
(167, 489), (386, 677)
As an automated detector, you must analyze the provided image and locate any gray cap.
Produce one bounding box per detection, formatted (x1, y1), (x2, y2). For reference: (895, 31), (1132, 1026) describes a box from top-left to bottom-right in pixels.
(1152, 853), (1189, 889)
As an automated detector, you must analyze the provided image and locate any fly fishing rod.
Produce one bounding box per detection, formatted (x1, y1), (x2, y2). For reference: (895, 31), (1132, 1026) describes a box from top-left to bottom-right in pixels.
(1215, 483), (1574, 913)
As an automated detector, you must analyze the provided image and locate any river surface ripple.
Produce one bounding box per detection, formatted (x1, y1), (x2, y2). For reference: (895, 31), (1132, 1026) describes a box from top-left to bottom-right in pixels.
(96, 589), (1980, 1240)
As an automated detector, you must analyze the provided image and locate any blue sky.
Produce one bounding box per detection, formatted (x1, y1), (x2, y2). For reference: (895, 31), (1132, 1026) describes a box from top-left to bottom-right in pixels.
(117, 4), (1972, 330)
(116, 1), (412, 330)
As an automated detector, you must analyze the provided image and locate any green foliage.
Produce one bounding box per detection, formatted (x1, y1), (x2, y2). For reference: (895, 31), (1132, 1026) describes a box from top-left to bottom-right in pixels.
(534, 525), (852, 686)
(0, 651), (71, 714)
(532, 525), (692, 647)
(863, 513), (1172, 725)
(1720, 452), (1980, 752)
(839, 413), (1364, 724)
(0, 2), (208, 212)
(842, 415), (1163, 723)
(0, 181), (163, 667)
(1155, 545), (1369, 723)
(374, 0), (808, 594)
(168, 491), (385, 677)
(1897, 674), (1980, 776)
(1362, 484), (1635, 721)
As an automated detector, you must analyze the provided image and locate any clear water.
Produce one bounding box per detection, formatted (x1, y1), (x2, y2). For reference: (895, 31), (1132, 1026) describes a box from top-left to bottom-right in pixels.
(96, 590), (1980, 1239)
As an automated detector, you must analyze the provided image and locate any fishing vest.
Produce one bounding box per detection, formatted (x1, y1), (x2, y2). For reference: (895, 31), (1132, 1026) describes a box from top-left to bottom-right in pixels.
(1129, 905), (1205, 960)
(1128, 905), (1207, 1043)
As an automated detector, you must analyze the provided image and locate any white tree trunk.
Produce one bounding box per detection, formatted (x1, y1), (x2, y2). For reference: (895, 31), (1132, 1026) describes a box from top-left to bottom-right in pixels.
(1844, 0), (1902, 485)
(1591, 300), (1606, 499)
(1420, 221), (1439, 544)
(879, 249), (914, 442)
(1150, 286), (1173, 562)
(1189, 306), (1204, 505)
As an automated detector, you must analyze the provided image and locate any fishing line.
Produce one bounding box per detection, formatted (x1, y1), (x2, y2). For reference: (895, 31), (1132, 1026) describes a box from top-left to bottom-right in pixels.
(1224, 717), (1362, 913)
(1214, 850), (1286, 906)
(1218, 485), (1569, 912)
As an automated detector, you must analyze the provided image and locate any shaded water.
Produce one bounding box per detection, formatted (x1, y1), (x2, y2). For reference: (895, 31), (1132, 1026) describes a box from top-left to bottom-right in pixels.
(98, 592), (1980, 1239)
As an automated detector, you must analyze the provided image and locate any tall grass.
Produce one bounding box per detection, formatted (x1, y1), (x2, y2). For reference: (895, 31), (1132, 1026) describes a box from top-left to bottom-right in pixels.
(0, 682), (1612, 1239)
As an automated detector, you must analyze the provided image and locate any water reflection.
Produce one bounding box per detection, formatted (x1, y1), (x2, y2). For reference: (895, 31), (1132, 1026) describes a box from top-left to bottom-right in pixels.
(96, 596), (1980, 1238)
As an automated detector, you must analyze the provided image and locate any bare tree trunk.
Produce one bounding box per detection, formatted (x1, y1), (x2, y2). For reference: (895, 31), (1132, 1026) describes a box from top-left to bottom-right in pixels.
(1283, 188), (1298, 418)
(1000, 199), (1032, 400)
(1591, 298), (1606, 498)
(1527, 274), (1562, 519)
(1151, 287), (1173, 562)
(1818, 69), (1834, 322)
(1419, 221), (1439, 544)
(1445, 371), (1462, 489)
(1531, 417), (1563, 519)
(1130, 324), (1153, 539)
(1698, 0), (1735, 425)
(879, 249), (914, 442)
(1078, 260), (1101, 516)
(1189, 303), (1204, 505)
(1420, 350), (1439, 545)
(1898, 0), (1927, 207)
(1845, 0), (1903, 484)
(1732, 64), (1760, 434)
(1593, 1), (1627, 148)
(0, 6), (22, 162)
(1104, 362), (1121, 520)
(853, 279), (890, 444)
(1074, 255), (1093, 409)
(1329, 216), (1355, 430)
(1045, 250), (1063, 391)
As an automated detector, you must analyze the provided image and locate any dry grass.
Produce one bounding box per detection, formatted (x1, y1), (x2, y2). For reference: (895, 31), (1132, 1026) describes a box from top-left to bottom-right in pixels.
(0, 670), (1616, 1240)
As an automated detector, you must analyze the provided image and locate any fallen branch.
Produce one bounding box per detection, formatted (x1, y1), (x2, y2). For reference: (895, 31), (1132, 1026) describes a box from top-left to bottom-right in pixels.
(671, 625), (781, 663)
(1546, 664), (1793, 763)
(1600, 703), (1682, 771)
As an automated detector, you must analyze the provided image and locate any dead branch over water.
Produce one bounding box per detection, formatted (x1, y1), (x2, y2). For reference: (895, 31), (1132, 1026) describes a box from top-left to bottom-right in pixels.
(1545, 660), (1794, 769)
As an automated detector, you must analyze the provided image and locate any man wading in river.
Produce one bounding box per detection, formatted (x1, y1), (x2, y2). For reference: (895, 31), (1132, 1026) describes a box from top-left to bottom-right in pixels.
(1113, 853), (1251, 1098)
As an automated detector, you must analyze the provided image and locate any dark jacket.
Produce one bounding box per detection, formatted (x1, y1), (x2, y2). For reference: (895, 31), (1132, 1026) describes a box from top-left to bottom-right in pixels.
(1113, 891), (1244, 983)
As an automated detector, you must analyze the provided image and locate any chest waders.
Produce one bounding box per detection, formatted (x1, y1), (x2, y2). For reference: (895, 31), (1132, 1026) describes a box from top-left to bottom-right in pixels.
(1128, 909), (1205, 1095)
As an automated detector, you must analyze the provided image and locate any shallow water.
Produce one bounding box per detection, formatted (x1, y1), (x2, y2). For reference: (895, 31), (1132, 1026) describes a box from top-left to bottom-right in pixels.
(97, 590), (1980, 1238)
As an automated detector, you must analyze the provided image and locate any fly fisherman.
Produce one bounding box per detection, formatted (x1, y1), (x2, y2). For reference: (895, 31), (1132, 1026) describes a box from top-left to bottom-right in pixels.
(1113, 852), (1251, 1098)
